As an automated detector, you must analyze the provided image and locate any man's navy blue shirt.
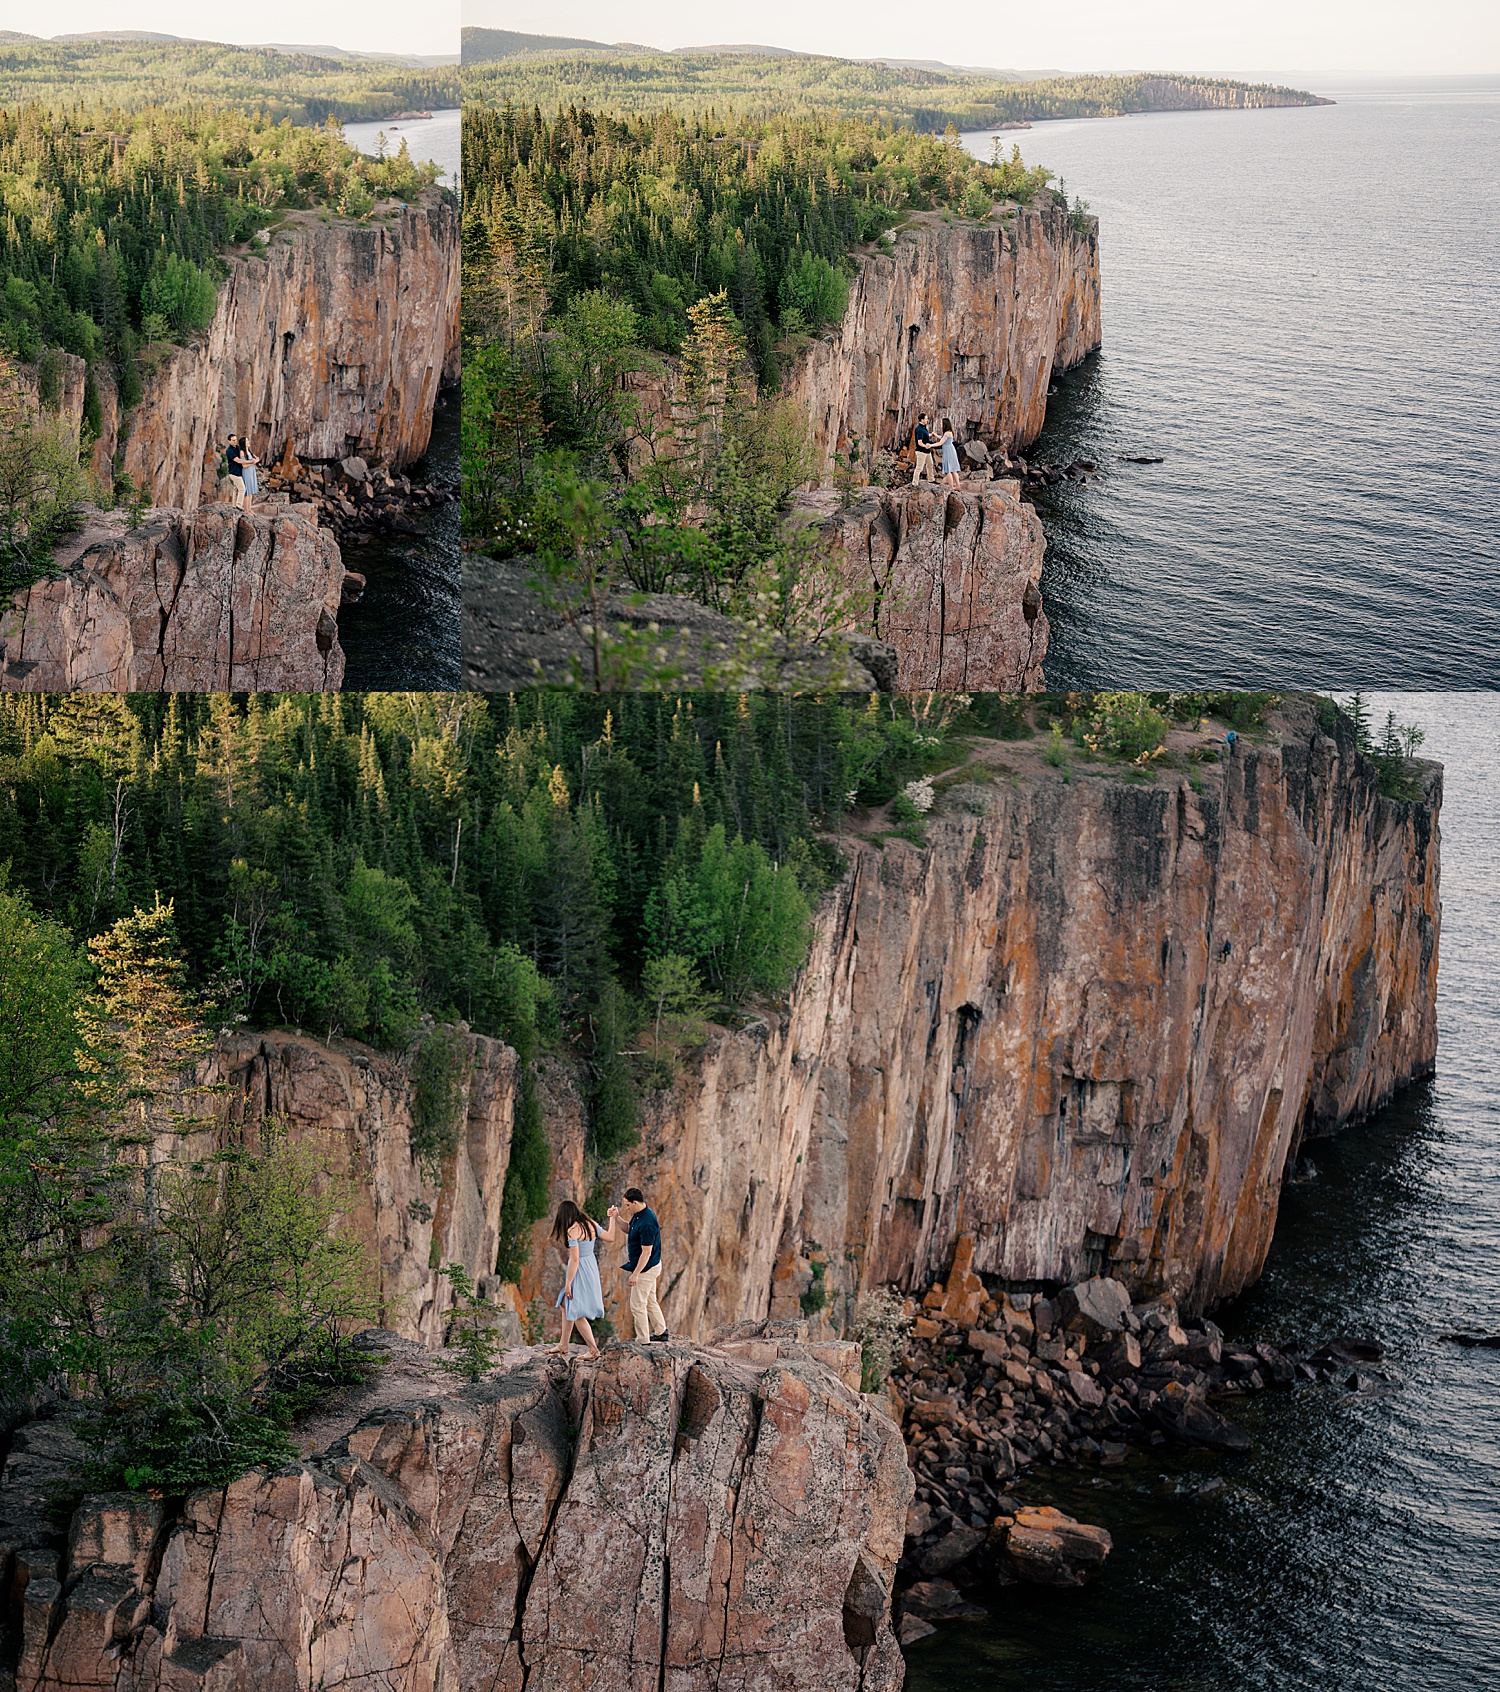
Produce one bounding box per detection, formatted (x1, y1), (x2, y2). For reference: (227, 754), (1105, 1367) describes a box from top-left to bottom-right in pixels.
(625, 1207), (662, 1273)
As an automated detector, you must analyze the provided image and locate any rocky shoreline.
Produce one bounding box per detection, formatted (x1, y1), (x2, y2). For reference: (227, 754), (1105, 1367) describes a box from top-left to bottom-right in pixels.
(253, 427), (458, 558)
(888, 1235), (1393, 1644)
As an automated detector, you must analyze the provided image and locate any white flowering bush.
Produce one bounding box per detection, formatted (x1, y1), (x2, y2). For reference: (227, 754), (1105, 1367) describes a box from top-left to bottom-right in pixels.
(901, 777), (935, 813)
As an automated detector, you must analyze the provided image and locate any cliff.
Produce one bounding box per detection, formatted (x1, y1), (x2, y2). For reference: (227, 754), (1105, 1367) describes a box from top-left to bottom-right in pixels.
(0, 1335), (910, 1692)
(26, 193), (459, 513)
(1, 506), (347, 692)
(806, 479), (1048, 690)
(124, 194), (460, 511)
(199, 1027), (519, 1349)
(782, 201), (1100, 465)
(68, 704), (1439, 1348)
(554, 701), (1439, 1331)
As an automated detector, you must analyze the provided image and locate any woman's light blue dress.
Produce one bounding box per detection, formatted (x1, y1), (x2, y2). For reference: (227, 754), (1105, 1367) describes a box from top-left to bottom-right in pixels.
(941, 437), (961, 474)
(557, 1232), (605, 1321)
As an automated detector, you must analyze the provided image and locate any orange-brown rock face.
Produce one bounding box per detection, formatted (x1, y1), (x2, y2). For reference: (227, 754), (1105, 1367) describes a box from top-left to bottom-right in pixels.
(1, 508), (346, 692)
(814, 480), (1048, 689)
(201, 1028), (519, 1348)
(607, 702), (1440, 1332)
(121, 193), (459, 510)
(782, 201), (1100, 464)
(1, 1339), (910, 1692)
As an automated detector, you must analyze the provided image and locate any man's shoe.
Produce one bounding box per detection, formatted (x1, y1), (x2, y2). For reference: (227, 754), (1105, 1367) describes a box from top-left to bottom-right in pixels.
(650, 1331), (670, 1343)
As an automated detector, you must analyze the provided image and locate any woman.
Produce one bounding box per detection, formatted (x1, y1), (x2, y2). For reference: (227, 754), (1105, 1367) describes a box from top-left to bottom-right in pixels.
(237, 440), (261, 513)
(551, 1198), (619, 1358)
(938, 419), (962, 488)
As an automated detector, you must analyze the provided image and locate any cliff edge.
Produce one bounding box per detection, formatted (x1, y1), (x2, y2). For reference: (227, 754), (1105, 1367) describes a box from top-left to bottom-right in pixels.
(1, 506), (347, 692)
(783, 201), (1100, 465)
(806, 478), (1049, 690)
(0, 1335), (911, 1692)
(35, 194), (460, 513)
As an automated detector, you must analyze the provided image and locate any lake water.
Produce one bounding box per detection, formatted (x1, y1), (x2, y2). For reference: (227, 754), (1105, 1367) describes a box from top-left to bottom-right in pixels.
(338, 392), (461, 690)
(903, 690), (1500, 1691)
(962, 81), (1500, 687)
(332, 107), (460, 685)
(341, 106), (460, 187)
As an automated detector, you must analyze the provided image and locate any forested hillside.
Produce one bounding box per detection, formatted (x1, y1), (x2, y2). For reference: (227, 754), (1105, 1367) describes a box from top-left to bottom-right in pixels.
(462, 46), (1325, 131)
(0, 36), (459, 122)
(0, 105), (438, 368)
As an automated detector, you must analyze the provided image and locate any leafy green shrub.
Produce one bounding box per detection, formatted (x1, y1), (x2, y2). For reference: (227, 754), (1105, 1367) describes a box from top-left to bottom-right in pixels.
(800, 1259), (829, 1317)
(1077, 691), (1169, 763)
(588, 980), (639, 1160)
(410, 1024), (470, 1181)
(778, 252), (850, 332)
(1042, 722), (1071, 771)
(644, 819), (812, 1006)
(439, 1263), (502, 1382)
(0, 393), (88, 589)
(495, 1072), (552, 1282)
(85, 1394), (296, 1494)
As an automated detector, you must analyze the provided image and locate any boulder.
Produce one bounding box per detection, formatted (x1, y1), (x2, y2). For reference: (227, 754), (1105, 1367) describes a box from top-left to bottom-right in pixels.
(998, 1506), (1112, 1587)
(960, 439), (990, 467)
(339, 455), (370, 482)
(1095, 1332), (1142, 1377)
(1060, 1277), (1132, 1340)
(1149, 1380), (1253, 1452)
(917, 1526), (986, 1576)
(2, 507), (346, 692)
(931, 1235), (987, 1329)
(898, 1579), (987, 1622)
(967, 1328), (1010, 1368)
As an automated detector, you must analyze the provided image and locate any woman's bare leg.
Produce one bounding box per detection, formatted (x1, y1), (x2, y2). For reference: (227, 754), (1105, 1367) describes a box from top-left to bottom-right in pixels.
(555, 1316), (574, 1354)
(574, 1317), (599, 1357)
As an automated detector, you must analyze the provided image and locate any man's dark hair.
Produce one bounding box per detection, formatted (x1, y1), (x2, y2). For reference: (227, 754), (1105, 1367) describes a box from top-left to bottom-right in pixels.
(624, 1187), (645, 1204)
(918, 411), (929, 422)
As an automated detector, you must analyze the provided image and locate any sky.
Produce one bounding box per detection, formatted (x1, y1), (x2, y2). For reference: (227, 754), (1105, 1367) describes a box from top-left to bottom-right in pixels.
(14, 1), (459, 58)
(465, 0), (1500, 80)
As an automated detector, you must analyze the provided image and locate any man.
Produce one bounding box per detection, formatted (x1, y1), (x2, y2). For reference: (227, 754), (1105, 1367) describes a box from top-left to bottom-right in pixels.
(912, 412), (936, 483)
(621, 1187), (669, 1343)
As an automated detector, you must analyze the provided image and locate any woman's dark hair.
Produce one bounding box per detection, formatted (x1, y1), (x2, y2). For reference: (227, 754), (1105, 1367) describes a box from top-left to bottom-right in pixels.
(551, 1199), (597, 1242)
(624, 1187), (645, 1205)
(941, 418), (953, 434)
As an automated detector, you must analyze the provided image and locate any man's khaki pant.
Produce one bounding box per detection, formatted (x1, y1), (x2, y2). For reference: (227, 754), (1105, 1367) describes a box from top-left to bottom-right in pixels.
(628, 1263), (666, 1340)
(913, 450), (935, 483)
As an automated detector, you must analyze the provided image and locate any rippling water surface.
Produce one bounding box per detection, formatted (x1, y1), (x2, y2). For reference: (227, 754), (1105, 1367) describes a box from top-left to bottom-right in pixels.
(338, 395), (461, 690)
(903, 691), (1500, 1691)
(963, 82), (1500, 686)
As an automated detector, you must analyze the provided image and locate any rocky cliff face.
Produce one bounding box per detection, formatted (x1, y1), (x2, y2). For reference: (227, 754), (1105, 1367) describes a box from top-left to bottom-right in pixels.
(782, 201), (1100, 465)
(602, 702), (1439, 1333)
(125, 194), (459, 510)
(13, 196), (457, 514)
(1, 507), (347, 692)
(809, 480), (1048, 690)
(56, 707), (1438, 1351)
(0, 1335), (910, 1692)
(199, 1028), (518, 1348)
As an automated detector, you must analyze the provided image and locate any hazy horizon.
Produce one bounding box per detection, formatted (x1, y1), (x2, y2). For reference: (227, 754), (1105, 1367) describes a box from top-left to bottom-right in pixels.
(464, 0), (1500, 81)
(11, 2), (458, 60)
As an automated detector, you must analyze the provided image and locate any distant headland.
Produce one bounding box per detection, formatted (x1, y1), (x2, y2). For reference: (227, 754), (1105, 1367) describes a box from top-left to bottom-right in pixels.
(460, 29), (1332, 128)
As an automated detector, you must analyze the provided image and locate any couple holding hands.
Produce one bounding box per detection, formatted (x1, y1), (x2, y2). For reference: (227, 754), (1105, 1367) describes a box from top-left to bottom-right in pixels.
(550, 1187), (669, 1357)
